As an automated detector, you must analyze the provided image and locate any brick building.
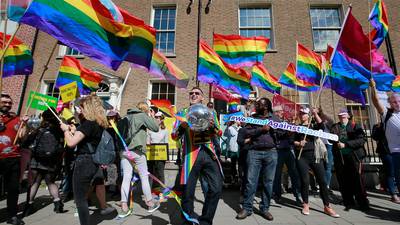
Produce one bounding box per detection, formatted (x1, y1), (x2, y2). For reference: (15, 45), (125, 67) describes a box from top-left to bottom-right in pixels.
(2, 0), (399, 129)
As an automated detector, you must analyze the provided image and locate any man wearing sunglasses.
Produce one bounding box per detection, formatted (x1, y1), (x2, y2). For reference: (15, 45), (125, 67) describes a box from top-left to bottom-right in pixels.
(172, 87), (223, 225)
(0, 93), (28, 225)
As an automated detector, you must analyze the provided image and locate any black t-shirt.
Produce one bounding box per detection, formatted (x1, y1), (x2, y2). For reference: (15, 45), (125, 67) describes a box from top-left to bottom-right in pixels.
(76, 120), (103, 155)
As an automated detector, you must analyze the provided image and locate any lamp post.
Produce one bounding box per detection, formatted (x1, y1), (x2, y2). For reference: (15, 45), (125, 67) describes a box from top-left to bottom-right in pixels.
(187, 0), (212, 87)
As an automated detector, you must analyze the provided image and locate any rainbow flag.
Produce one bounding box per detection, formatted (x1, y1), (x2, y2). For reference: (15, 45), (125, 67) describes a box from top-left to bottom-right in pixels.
(7, 0), (31, 22)
(198, 39), (252, 99)
(392, 75), (400, 92)
(0, 32), (33, 77)
(213, 33), (269, 67)
(149, 49), (189, 89)
(251, 63), (281, 94)
(19, 0), (156, 71)
(296, 42), (323, 85)
(150, 99), (175, 117)
(278, 62), (318, 92)
(228, 98), (240, 113)
(368, 0), (389, 48)
(56, 56), (102, 95)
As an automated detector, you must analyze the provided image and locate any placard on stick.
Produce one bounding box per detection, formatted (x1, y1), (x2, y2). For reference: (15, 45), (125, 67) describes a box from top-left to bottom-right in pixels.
(59, 81), (78, 103)
(27, 91), (58, 111)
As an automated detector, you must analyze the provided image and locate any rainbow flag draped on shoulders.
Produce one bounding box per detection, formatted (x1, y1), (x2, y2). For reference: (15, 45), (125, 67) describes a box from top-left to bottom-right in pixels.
(19, 0), (156, 71)
(213, 33), (269, 67)
(251, 63), (281, 94)
(278, 62), (318, 92)
(368, 0), (389, 48)
(0, 32), (33, 77)
(56, 56), (102, 95)
(7, 0), (31, 22)
(296, 42), (323, 85)
(198, 39), (252, 99)
(148, 49), (189, 89)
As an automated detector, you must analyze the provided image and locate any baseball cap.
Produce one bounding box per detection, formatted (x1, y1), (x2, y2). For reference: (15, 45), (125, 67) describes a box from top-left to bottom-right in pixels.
(299, 107), (310, 114)
(337, 108), (349, 116)
(272, 105), (283, 112)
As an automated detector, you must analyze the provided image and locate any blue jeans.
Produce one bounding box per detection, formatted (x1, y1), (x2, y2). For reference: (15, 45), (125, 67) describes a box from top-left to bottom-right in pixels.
(391, 153), (400, 193)
(324, 144), (334, 188)
(243, 149), (277, 213)
(273, 149), (301, 199)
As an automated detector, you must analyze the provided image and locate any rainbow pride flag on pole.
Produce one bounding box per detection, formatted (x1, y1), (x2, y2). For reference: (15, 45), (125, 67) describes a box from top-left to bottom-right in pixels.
(198, 39), (252, 99)
(149, 49), (189, 89)
(7, 0), (31, 22)
(251, 63), (281, 94)
(19, 0), (156, 71)
(296, 42), (323, 85)
(56, 56), (102, 95)
(368, 0), (389, 48)
(392, 75), (400, 92)
(0, 32), (33, 77)
(213, 33), (269, 67)
(278, 62), (318, 92)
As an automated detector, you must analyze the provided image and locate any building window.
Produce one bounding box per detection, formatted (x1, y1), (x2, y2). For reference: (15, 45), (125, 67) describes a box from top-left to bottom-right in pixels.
(150, 82), (176, 105)
(281, 87), (310, 107)
(153, 7), (176, 55)
(42, 81), (60, 99)
(0, 10), (18, 34)
(310, 8), (341, 51)
(345, 96), (371, 130)
(239, 7), (273, 48)
(58, 45), (82, 57)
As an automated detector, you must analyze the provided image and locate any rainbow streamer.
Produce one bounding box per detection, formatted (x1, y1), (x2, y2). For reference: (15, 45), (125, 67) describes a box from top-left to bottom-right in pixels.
(109, 120), (199, 224)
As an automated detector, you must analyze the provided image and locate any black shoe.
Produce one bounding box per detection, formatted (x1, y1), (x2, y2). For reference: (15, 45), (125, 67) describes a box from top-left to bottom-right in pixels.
(23, 203), (34, 217)
(6, 217), (25, 225)
(54, 200), (65, 213)
(295, 197), (303, 207)
(359, 204), (371, 212)
(236, 209), (251, 220)
(260, 211), (273, 221)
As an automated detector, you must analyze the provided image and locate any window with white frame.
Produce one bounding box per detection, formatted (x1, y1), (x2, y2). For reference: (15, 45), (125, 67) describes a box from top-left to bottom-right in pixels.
(58, 45), (83, 57)
(153, 7), (176, 55)
(239, 7), (274, 48)
(42, 80), (60, 98)
(0, 10), (18, 34)
(150, 82), (176, 105)
(310, 8), (341, 51)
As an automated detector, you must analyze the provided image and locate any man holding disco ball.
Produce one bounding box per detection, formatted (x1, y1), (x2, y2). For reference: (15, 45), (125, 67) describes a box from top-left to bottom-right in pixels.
(172, 87), (223, 225)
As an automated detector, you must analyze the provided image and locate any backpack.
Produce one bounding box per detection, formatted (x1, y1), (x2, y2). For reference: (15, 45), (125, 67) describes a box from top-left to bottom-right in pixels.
(87, 130), (116, 165)
(33, 127), (62, 158)
(372, 109), (393, 154)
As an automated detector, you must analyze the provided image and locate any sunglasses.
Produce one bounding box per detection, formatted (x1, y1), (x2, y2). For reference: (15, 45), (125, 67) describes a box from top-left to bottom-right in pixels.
(189, 91), (202, 96)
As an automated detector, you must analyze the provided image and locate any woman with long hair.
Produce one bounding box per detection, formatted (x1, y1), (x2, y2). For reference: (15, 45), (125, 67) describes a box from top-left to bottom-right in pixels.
(60, 95), (110, 225)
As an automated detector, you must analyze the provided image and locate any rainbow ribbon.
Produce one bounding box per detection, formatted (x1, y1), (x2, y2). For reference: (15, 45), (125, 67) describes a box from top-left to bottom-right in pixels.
(109, 120), (199, 224)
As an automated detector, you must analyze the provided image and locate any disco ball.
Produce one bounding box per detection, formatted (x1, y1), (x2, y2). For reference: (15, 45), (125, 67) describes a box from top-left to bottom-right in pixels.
(27, 116), (41, 129)
(187, 104), (212, 132)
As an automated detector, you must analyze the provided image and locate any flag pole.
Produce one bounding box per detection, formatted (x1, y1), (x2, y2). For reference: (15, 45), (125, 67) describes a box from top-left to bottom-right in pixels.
(13, 41), (58, 145)
(116, 67), (132, 111)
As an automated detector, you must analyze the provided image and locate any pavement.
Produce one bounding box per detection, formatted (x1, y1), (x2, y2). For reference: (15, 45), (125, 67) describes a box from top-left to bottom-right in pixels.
(1, 163), (400, 225)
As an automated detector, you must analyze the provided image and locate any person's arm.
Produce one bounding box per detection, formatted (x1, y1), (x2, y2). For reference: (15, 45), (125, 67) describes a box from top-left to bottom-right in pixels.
(60, 123), (85, 148)
(370, 79), (385, 115)
(142, 113), (159, 132)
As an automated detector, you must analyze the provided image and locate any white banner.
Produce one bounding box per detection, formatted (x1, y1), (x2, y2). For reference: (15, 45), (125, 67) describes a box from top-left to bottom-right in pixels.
(229, 116), (338, 142)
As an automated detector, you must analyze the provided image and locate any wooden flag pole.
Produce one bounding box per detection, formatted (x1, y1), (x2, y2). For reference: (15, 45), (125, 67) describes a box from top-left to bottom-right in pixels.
(13, 41), (58, 145)
(38, 96), (62, 123)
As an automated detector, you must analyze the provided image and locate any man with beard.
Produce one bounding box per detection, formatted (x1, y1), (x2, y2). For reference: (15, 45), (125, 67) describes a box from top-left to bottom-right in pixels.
(0, 93), (28, 225)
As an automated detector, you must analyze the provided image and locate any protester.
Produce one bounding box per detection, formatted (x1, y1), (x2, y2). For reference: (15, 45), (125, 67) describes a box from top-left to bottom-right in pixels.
(318, 108), (335, 190)
(272, 105), (302, 206)
(172, 87), (223, 225)
(236, 97), (277, 221)
(223, 120), (240, 184)
(330, 108), (369, 211)
(294, 107), (339, 218)
(60, 95), (110, 225)
(118, 102), (160, 216)
(0, 93), (28, 225)
(371, 80), (400, 203)
(147, 111), (169, 187)
(24, 108), (65, 215)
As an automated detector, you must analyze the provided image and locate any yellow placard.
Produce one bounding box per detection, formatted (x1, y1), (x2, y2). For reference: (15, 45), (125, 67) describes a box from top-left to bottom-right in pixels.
(164, 117), (177, 150)
(146, 144), (168, 161)
(59, 82), (78, 103)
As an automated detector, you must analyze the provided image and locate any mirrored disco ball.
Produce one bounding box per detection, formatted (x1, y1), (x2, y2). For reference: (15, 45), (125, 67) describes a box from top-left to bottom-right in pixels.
(187, 104), (212, 132)
(27, 116), (41, 129)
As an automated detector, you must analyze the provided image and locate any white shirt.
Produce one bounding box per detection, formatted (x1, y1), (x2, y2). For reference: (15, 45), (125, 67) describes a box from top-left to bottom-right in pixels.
(147, 129), (169, 144)
(383, 108), (400, 153)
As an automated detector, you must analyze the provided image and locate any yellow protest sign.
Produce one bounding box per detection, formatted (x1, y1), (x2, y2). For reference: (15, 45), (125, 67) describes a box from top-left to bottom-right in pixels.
(146, 144), (168, 161)
(59, 82), (78, 103)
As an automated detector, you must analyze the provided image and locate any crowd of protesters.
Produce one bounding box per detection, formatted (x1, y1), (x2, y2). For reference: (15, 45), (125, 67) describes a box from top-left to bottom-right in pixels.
(0, 84), (399, 225)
